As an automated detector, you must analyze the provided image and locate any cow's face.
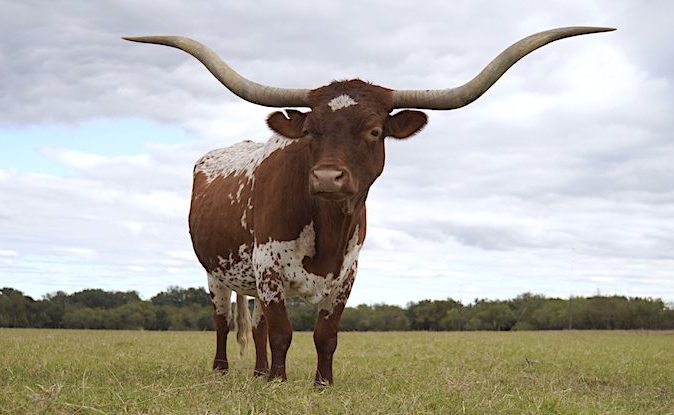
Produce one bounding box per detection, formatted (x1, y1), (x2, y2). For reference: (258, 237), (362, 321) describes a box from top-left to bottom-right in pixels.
(267, 80), (427, 209)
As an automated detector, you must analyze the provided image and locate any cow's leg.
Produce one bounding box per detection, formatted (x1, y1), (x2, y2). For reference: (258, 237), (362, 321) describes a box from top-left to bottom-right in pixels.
(260, 299), (292, 381)
(314, 270), (355, 385)
(251, 298), (269, 377)
(208, 274), (232, 373)
(313, 305), (346, 385)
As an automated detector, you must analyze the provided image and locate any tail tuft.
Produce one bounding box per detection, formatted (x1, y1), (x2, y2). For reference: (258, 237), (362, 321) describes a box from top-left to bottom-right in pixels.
(235, 293), (252, 357)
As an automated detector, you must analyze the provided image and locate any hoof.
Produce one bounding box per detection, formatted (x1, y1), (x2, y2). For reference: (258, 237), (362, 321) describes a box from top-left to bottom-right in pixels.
(212, 359), (228, 374)
(253, 368), (269, 378)
(314, 378), (332, 387)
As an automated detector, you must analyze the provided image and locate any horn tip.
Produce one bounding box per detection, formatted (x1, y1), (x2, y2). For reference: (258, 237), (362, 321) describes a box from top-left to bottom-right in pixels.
(579, 26), (616, 34)
(122, 35), (175, 43)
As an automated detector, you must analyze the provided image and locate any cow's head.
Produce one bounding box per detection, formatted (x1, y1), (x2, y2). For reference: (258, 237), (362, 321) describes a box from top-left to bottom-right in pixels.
(123, 27), (614, 206)
(265, 80), (427, 204)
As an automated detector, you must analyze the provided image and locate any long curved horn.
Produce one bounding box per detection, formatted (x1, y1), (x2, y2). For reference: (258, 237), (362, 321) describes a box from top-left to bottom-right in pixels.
(123, 36), (310, 108)
(392, 26), (615, 110)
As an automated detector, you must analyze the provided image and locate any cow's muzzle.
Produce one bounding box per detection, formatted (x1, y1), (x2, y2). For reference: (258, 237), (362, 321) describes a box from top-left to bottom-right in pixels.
(310, 166), (354, 199)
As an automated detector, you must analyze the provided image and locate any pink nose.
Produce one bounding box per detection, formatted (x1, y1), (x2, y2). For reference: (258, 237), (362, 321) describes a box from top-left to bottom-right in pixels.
(310, 167), (350, 194)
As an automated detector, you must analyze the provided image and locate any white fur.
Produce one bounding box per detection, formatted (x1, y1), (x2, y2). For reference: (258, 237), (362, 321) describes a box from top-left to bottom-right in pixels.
(240, 210), (247, 229)
(328, 94), (358, 111)
(212, 244), (257, 296)
(317, 227), (361, 316)
(251, 298), (264, 328)
(207, 273), (233, 315)
(253, 223), (361, 306)
(194, 135), (295, 183)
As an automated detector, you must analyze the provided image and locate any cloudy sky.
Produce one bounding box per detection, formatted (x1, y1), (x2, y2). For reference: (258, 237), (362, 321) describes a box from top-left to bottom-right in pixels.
(1, 1), (672, 306)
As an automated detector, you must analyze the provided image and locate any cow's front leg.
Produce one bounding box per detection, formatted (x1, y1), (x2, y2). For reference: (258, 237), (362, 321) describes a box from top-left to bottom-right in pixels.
(314, 271), (354, 385)
(256, 270), (292, 381)
(313, 304), (346, 385)
(261, 299), (292, 381)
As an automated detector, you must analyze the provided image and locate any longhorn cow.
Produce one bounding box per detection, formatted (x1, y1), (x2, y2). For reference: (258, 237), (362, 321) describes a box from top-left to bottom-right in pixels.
(124, 26), (614, 385)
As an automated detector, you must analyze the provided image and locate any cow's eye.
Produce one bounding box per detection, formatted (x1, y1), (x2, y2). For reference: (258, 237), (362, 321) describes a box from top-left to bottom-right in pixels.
(366, 127), (382, 141)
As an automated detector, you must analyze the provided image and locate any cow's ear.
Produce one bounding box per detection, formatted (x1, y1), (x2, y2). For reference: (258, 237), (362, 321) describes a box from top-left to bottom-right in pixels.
(384, 110), (428, 139)
(267, 110), (309, 139)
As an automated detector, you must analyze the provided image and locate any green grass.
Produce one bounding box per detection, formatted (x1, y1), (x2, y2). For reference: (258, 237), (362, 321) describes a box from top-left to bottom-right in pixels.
(0, 330), (672, 414)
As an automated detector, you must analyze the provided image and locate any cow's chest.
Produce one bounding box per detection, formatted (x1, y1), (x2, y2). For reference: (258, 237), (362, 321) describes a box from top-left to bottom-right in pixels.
(253, 222), (361, 305)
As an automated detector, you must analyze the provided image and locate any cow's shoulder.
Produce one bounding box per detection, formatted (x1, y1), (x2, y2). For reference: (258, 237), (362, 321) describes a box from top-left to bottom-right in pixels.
(194, 140), (264, 182)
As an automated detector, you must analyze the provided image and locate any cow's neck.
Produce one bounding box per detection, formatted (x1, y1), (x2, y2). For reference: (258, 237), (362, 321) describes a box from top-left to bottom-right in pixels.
(303, 194), (366, 277)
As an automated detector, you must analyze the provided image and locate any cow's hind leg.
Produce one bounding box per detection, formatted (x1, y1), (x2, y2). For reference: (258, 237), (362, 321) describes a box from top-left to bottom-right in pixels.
(251, 298), (269, 377)
(208, 274), (232, 373)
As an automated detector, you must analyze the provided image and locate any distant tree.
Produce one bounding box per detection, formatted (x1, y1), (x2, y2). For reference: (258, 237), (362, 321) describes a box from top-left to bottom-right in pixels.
(529, 299), (567, 330)
(663, 306), (674, 329)
(624, 297), (666, 329)
(68, 289), (141, 309)
(473, 301), (516, 331)
(2, 286), (674, 331)
(107, 302), (155, 330)
(287, 297), (316, 331)
(367, 304), (409, 331)
(407, 299), (462, 331)
(510, 293), (547, 327)
(153, 308), (172, 331)
(439, 307), (467, 331)
(340, 304), (409, 331)
(63, 307), (105, 329)
(40, 291), (68, 328)
(0, 288), (32, 327)
(340, 304), (371, 331)
(150, 286), (210, 308)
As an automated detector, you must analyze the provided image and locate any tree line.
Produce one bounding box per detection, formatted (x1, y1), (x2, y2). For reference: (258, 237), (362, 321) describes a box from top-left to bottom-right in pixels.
(2, 286), (673, 331)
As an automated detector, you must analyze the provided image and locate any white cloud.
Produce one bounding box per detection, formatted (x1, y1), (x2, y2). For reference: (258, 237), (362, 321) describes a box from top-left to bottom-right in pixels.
(41, 148), (151, 170)
(55, 247), (97, 259)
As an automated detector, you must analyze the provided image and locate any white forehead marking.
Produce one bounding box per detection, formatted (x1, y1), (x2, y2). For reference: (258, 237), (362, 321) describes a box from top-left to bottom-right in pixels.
(328, 94), (358, 111)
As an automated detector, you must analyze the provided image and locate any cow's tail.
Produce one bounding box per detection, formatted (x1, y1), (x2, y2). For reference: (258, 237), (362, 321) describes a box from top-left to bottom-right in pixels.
(235, 293), (252, 357)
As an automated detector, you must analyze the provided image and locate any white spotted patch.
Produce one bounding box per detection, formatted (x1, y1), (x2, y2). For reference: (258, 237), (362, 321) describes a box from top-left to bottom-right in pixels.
(212, 244), (257, 296)
(194, 134), (296, 183)
(240, 210), (247, 229)
(251, 298), (264, 328)
(253, 223), (362, 306)
(208, 273), (233, 316)
(328, 94), (358, 111)
(317, 228), (361, 316)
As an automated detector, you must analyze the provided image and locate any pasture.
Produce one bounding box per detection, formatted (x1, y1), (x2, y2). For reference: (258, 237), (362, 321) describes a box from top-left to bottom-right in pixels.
(1, 329), (672, 414)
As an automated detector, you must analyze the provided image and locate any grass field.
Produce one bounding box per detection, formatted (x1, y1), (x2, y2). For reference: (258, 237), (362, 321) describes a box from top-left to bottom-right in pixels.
(0, 329), (672, 414)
